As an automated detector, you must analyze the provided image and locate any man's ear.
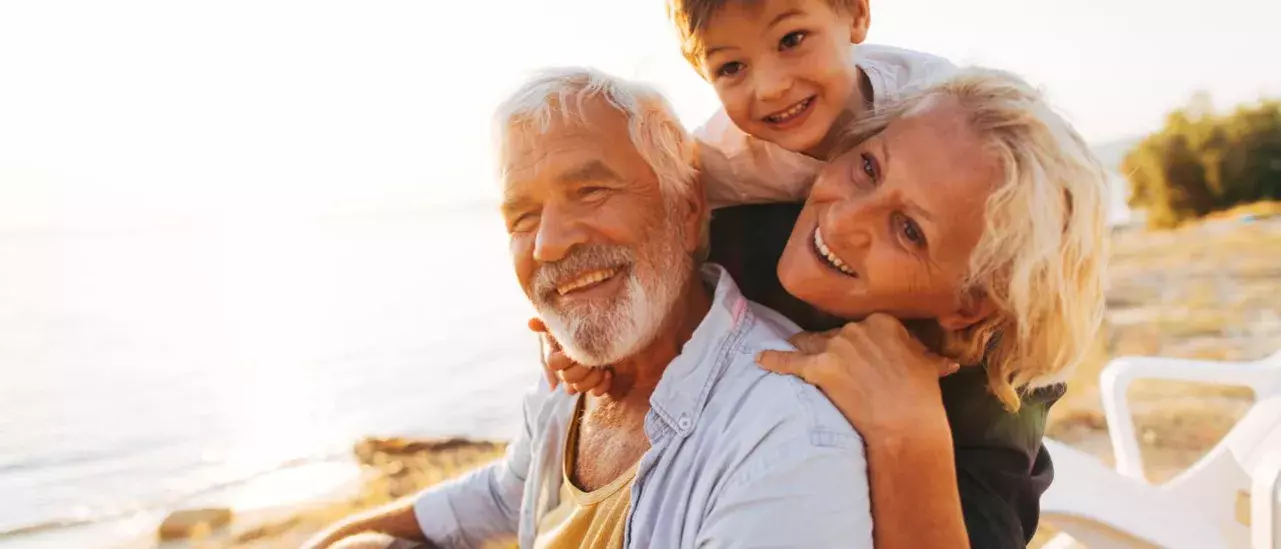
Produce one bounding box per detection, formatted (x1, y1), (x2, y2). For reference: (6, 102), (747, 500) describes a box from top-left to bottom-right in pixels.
(681, 177), (708, 254)
(938, 288), (997, 331)
(848, 0), (871, 44)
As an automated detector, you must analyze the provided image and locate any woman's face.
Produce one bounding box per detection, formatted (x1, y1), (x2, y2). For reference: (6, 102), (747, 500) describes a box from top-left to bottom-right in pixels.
(777, 100), (1000, 326)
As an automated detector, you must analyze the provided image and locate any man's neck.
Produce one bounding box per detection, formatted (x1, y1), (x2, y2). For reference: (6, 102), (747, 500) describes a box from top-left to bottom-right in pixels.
(571, 270), (713, 491)
(598, 271), (713, 407)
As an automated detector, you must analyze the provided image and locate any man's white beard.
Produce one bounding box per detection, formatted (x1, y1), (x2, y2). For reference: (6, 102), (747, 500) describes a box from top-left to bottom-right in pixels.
(532, 214), (693, 368)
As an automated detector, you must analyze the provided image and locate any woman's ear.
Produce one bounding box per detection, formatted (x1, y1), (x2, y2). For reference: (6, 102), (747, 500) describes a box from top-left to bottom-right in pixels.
(939, 288), (997, 331)
(848, 0), (871, 44)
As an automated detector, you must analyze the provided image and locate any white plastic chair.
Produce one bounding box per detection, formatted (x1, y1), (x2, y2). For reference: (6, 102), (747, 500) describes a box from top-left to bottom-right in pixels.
(1041, 438), (1227, 548)
(1042, 350), (1281, 548)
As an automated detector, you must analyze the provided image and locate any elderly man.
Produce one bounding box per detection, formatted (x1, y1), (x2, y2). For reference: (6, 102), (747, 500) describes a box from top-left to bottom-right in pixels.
(305, 68), (872, 549)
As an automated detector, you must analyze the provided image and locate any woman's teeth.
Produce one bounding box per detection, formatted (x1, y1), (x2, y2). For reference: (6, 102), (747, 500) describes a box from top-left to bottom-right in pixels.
(765, 97), (813, 123)
(556, 268), (619, 296)
(814, 229), (856, 276)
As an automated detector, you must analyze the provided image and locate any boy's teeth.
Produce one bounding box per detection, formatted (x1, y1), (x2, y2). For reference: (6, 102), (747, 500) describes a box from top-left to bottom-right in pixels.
(556, 268), (619, 296)
(813, 229), (856, 276)
(768, 98), (811, 122)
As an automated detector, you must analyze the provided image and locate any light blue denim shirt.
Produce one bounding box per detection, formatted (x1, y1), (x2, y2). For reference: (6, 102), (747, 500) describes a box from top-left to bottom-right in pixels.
(413, 265), (872, 548)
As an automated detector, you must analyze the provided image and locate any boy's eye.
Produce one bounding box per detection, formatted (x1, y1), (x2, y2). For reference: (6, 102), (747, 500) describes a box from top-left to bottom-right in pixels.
(779, 31), (807, 50)
(716, 61), (745, 78)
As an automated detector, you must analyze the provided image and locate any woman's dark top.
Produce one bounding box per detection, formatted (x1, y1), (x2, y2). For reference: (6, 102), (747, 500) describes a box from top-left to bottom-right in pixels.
(708, 203), (1062, 548)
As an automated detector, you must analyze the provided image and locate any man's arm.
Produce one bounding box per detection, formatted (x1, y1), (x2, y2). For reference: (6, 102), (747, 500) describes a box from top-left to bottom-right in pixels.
(303, 496), (437, 549)
(304, 377), (552, 549)
(695, 438), (874, 548)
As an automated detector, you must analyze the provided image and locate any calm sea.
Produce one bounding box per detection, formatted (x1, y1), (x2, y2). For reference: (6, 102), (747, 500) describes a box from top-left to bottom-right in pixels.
(0, 210), (540, 548)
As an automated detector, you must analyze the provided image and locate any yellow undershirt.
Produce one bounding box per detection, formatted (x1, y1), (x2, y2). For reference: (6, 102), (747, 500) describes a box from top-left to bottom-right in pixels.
(533, 397), (639, 549)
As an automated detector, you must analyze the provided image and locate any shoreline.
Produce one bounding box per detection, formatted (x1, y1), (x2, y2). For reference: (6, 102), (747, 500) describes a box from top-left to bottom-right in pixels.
(152, 437), (507, 549)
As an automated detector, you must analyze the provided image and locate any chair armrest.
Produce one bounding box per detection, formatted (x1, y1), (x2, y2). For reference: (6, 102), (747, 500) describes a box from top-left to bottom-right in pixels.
(1099, 355), (1276, 481)
(1252, 444), (1281, 549)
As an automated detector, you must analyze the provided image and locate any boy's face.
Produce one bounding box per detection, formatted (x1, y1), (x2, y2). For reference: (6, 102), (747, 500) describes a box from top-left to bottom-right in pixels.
(699, 0), (869, 154)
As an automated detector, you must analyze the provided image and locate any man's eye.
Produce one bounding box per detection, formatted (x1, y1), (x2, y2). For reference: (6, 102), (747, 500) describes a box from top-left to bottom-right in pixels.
(779, 31), (807, 50)
(716, 61), (745, 78)
(509, 213), (537, 233)
(579, 186), (609, 199)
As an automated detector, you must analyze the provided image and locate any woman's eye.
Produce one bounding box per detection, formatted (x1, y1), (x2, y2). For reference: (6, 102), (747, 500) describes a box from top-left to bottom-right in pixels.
(779, 31), (806, 50)
(716, 61), (745, 78)
(860, 153), (878, 181)
(898, 214), (927, 248)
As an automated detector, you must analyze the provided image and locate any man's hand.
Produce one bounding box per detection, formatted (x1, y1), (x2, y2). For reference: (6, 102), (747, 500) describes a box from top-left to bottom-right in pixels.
(755, 313), (958, 439)
(299, 498), (429, 549)
(528, 318), (612, 396)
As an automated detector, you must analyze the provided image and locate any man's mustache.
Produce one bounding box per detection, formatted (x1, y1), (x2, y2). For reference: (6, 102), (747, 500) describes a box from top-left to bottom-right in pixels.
(531, 244), (634, 300)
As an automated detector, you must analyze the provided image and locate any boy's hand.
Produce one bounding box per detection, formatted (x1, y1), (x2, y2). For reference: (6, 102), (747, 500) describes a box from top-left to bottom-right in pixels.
(527, 318), (613, 396)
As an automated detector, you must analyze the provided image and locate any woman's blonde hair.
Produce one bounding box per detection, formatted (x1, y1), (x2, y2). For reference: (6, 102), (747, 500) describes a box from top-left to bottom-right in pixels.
(839, 68), (1109, 410)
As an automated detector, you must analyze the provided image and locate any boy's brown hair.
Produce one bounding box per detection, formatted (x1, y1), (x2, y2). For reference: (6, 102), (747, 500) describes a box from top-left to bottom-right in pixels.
(666, 0), (862, 73)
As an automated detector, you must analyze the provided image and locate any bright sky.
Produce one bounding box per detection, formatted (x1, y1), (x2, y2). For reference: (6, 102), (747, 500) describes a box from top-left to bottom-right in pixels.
(1, 0), (1278, 230)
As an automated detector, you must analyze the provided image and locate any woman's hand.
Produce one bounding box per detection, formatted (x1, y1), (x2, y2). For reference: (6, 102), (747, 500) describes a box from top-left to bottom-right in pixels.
(527, 318), (613, 396)
(759, 313), (972, 549)
(755, 313), (958, 439)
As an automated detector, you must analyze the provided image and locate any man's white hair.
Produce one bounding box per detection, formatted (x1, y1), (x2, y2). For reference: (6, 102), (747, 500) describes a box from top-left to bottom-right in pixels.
(493, 66), (699, 202)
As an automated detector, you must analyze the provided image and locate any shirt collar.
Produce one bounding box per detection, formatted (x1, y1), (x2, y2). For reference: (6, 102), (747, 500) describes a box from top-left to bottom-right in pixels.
(646, 263), (753, 438)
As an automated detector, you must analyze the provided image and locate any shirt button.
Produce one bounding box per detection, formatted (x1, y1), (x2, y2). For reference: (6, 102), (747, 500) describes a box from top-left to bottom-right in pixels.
(677, 415), (693, 430)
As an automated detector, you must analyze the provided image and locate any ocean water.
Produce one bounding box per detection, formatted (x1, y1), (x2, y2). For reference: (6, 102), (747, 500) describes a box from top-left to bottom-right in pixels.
(0, 210), (541, 548)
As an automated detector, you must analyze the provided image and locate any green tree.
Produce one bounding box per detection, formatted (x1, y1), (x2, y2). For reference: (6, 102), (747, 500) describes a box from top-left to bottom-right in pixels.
(1123, 95), (1281, 228)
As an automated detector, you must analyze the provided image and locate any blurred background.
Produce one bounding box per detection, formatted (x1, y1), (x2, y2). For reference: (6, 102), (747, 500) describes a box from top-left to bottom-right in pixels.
(0, 1), (1277, 547)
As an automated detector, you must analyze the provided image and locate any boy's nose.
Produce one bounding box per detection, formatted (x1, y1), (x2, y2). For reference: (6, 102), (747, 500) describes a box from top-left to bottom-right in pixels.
(753, 62), (792, 103)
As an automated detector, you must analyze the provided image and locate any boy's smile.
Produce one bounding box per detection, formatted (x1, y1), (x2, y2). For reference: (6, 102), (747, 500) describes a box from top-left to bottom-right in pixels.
(699, 0), (870, 156)
(762, 95), (817, 128)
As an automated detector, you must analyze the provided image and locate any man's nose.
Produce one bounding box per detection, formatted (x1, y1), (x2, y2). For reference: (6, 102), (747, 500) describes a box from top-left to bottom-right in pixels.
(753, 60), (793, 103)
(533, 205), (588, 263)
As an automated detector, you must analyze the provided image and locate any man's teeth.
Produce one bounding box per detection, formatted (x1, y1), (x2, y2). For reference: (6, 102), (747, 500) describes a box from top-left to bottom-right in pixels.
(556, 268), (619, 296)
(814, 229), (856, 276)
(766, 98), (811, 123)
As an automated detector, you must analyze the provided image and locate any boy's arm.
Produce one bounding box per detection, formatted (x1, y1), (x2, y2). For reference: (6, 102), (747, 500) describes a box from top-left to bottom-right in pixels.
(694, 110), (819, 209)
(305, 377), (551, 549)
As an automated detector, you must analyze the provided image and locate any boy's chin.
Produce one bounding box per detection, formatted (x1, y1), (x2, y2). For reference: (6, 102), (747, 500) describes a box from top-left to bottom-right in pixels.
(756, 125), (827, 155)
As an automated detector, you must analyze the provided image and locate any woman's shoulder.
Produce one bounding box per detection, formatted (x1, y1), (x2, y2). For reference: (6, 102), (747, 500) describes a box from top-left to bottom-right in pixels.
(940, 366), (1062, 452)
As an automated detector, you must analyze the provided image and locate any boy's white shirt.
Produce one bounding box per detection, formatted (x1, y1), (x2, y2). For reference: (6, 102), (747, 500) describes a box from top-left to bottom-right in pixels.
(695, 44), (957, 208)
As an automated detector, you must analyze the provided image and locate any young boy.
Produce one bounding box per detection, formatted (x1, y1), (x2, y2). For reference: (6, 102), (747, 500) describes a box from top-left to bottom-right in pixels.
(670, 0), (955, 206)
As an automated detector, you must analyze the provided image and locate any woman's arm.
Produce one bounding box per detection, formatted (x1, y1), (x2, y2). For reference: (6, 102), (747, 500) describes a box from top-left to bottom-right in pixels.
(864, 424), (970, 549)
(756, 314), (971, 549)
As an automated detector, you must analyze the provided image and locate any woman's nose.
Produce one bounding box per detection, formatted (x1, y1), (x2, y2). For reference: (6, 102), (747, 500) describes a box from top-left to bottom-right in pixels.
(827, 198), (877, 250)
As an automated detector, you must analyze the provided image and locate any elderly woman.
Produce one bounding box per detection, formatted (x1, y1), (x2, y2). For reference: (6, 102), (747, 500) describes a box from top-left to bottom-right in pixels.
(544, 67), (1108, 549)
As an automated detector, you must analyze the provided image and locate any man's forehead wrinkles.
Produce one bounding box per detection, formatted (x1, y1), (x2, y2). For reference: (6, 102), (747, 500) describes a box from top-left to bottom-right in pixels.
(504, 133), (604, 177)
